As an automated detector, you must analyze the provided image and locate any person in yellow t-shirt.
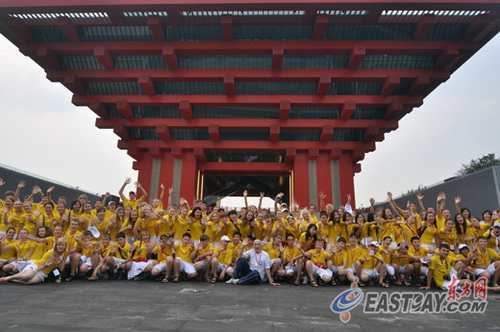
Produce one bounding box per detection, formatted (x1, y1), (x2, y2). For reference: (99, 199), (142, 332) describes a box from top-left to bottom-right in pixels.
(191, 234), (213, 280)
(209, 235), (234, 283)
(88, 234), (114, 281)
(0, 238), (67, 285)
(125, 230), (155, 280)
(300, 239), (333, 287)
(118, 178), (148, 210)
(150, 235), (175, 282)
(262, 233), (285, 279)
(157, 208), (175, 240)
(472, 236), (500, 286)
(227, 232), (243, 263)
(78, 230), (100, 277)
(408, 236), (435, 286)
(282, 233), (302, 283)
(3, 229), (36, 275)
(100, 232), (131, 280)
(327, 237), (347, 285)
(437, 219), (458, 253)
(203, 211), (224, 245)
(421, 243), (460, 290)
(173, 233), (198, 281)
(358, 242), (388, 287)
(378, 236), (396, 279)
(345, 233), (365, 283)
(483, 222), (500, 252)
(391, 245), (414, 286)
(64, 219), (84, 282)
(105, 207), (125, 243)
(419, 211), (439, 251)
(172, 206), (189, 242)
(0, 228), (18, 271)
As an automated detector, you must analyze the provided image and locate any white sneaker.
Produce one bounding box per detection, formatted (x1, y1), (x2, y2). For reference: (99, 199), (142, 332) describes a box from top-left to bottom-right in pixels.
(302, 277), (308, 285)
(232, 278), (239, 285)
(225, 278), (234, 284)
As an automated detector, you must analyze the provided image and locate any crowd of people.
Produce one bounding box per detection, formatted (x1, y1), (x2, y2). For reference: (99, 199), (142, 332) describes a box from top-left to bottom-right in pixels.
(1, 177), (500, 293)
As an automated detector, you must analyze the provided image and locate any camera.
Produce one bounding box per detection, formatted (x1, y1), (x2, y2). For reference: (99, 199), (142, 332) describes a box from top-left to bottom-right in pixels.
(443, 275), (451, 281)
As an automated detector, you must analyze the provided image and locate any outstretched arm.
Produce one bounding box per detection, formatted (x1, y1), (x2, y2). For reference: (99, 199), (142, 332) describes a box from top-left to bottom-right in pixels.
(243, 190), (249, 210)
(436, 192), (445, 218)
(454, 196), (462, 214)
(258, 192), (264, 212)
(14, 180), (26, 201)
(274, 192), (284, 213)
(387, 192), (404, 216)
(136, 182), (148, 202)
(119, 178), (131, 201)
(318, 191), (326, 212)
(158, 184), (165, 202)
(416, 192), (426, 214)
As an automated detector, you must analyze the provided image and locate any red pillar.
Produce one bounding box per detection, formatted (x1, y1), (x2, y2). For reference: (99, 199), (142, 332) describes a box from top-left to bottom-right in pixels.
(136, 151), (153, 202)
(339, 153), (356, 209)
(159, 151), (175, 207)
(316, 152), (333, 209)
(179, 152), (197, 206)
(293, 152), (309, 209)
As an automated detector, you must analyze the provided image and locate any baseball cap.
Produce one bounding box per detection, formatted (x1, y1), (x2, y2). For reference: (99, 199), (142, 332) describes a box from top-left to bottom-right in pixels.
(88, 226), (100, 239)
(493, 222), (500, 228)
(458, 244), (469, 251)
(108, 201), (116, 206)
(370, 241), (379, 247)
(220, 235), (232, 242)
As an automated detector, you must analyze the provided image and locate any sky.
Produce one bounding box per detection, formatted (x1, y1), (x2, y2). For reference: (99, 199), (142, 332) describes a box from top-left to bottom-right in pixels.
(0, 33), (499, 209)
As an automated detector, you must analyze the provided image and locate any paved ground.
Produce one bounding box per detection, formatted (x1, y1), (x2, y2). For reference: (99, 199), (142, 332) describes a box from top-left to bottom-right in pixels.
(1, 280), (500, 331)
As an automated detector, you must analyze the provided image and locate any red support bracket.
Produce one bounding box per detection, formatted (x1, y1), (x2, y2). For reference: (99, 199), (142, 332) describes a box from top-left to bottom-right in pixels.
(63, 76), (84, 95)
(280, 101), (291, 120)
(381, 75), (400, 95)
(348, 45), (366, 69)
(55, 16), (80, 42)
(436, 45), (459, 69)
(156, 125), (171, 141)
(385, 102), (404, 120)
(340, 101), (356, 120)
(221, 15), (233, 41)
(93, 46), (114, 69)
(320, 125), (333, 142)
(149, 147), (162, 158)
(413, 14), (436, 40)
(209, 124), (220, 141)
(113, 124), (129, 140)
(312, 14), (328, 41)
(162, 45), (178, 69)
(128, 147), (140, 160)
(285, 147), (296, 163)
(410, 75), (430, 95)
(138, 75), (155, 95)
(147, 15), (165, 41)
(354, 163), (362, 173)
(272, 46), (284, 70)
(363, 126), (379, 142)
(179, 100), (193, 119)
(116, 100), (134, 119)
(194, 147), (206, 161)
(36, 46), (59, 70)
(224, 75), (235, 95)
(317, 75), (331, 96)
(172, 147), (182, 158)
(89, 101), (107, 118)
(270, 125), (280, 142)
(132, 161), (140, 170)
(308, 148), (319, 159)
(330, 148), (342, 160)
(352, 149), (365, 162)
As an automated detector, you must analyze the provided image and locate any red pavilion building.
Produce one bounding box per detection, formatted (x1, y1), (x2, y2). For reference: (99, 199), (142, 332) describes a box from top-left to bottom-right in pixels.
(0, 0), (499, 208)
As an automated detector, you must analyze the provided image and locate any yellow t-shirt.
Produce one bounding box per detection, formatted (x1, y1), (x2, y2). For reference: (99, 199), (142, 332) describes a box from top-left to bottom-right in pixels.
(99, 243), (113, 257)
(263, 242), (281, 260)
(204, 221), (223, 242)
(420, 224), (438, 246)
(154, 244), (173, 263)
(0, 238), (19, 260)
(172, 215), (189, 240)
(157, 215), (174, 238)
(34, 249), (66, 275)
(30, 240), (48, 260)
(346, 245), (365, 267)
(186, 219), (204, 241)
(193, 243), (213, 262)
(113, 242), (131, 259)
(227, 242), (242, 262)
(307, 249), (328, 268)
(378, 245), (393, 264)
(360, 251), (383, 270)
(21, 213), (38, 235)
(282, 245), (301, 264)
(16, 240), (36, 259)
(131, 240), (154, 260)
(473, 247), (500, 269)
(392, 251), (411, 266)
(298, 232), (316, 251)
(174, 242), (194, 263)
(122, 198), (141, 210)
(64, 230), (82, 251)
(428, 254), (456, 287)
(483, 230), (500, 251)
(330, 250), (347, 267)
(81, 241), (97, 257)
(214, 246), (233, 265)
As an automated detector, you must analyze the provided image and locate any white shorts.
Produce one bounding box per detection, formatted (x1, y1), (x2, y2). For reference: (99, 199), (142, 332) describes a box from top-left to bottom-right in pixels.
(11, 260), (35, 271)
(420, 266), (429, 276)
(153, 263), (166, 273)
(176, 257), (196, 275)
(398, 266), (407, 274)
(149, 235), (158, 245)
(362, 269), (379, 279)
(25, 263), (48, 281)
(127, 259), (155, 280)
(112, 257), (126, 265)
(421, 243), (436, 251)
(216, 263), (227, 273)
(193, 259), (207, 269)
(346, 267), (355, 275)
(80, 255), (93, 268)
(385, 264), (395, 276)
(285, 263), (297, 275)
(312, 265), (333, 279)
(474, 263), (496, 276)
(440, 267), (459, 291)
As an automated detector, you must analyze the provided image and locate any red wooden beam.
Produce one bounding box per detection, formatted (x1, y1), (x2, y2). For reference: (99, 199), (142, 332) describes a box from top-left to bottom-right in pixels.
(410, 75), (430, 95)
(138, 75), (155, 95)
(73, 94), (424, 108)
(208, 124), (220, 141)
(354, 163), (362, 173)
(270, 125), (280, 142)
(308, 147), (319, 159)
(162, 45), (178, 69)
(149, 146), (162, 158)
(172, 146), (182, 158)
(316, 75), (331, 96)
(279, 100), (291, 119)
(55, 16), (79, 42)
(340, 101), (356, 120)
(285, 147), (296, 163)
(435, 45), (460, 69)
(413, 14), (436, 40)
(320, 125), (333, 142)
(117, 139), (376, 152)
(223, 75), (235, 95)
(348, 45), (366, 69)
(63, 76), (84, 95)
(352, 149), (365, 162)
(95, 118), (399, 131)
(466, 13), (491, 40)
(363, 126), (379, 142)
(35, 46), (59, 70)
(116, 100), (134, 119)
(330, 148), (342, 160)
(127, 147), (140, 160)
(132, 161), (140, 170)
(199, 162), (292, 172)
(385, 102), (404, 120)
(193, 147), (205, 162)
(93, 46), (114, 70)
(312, 14), (328, 41)
(113, 124), (129, 140)
(147, 15), (165, 41)
(89, 101), (107, 118)
(381, 75), (400, 95)
(220, 14), (233, 41)
(365, 8), (382, 23)
(272, 46), (284, 70)
(5, 18), (33, 44)
(156, 125), (171, 141)
(179, 100), (193, 119)
(106, 10), (124, 25)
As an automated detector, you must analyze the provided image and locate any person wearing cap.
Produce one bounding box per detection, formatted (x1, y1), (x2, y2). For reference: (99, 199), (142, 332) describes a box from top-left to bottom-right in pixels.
(105, 199), (117, 220)
(262, 233), (285, 279)
(64, 219), (83, 282)
(209, 235), (234, 283)
(118, 178), (148, 210)
(483, 222), (500, 252)
(408, 236), (434, 287)
(299, 238), (333, 287)
(456, 243), (476, 279)
(358, 241), (389, 288)
(472, 236), (500, 286)
(77, 230), (100, 279)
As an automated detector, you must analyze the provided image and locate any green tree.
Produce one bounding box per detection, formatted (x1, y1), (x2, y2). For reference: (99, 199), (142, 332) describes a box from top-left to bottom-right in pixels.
(455, 153), (500, 176)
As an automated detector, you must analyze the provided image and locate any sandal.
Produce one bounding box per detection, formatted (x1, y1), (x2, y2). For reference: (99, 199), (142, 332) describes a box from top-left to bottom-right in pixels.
(88, 276), (98, 281)
(331, 280), (338, 286)
(161, 277), (169, 283)
(172, 276), (179, 283)
(310, 280), (319, 287)
(358, 282), (366, 287)
(379, 282), (389, 288)
(293, 279), (301, 286)
(210, 277), (217, 283)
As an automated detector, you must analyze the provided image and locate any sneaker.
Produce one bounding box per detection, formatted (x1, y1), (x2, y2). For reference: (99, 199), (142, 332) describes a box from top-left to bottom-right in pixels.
(232, 278), (239, 285)
(65, 274), (75, 282)
(225, 278), (234, 284)
(302, 276), (308, 285)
